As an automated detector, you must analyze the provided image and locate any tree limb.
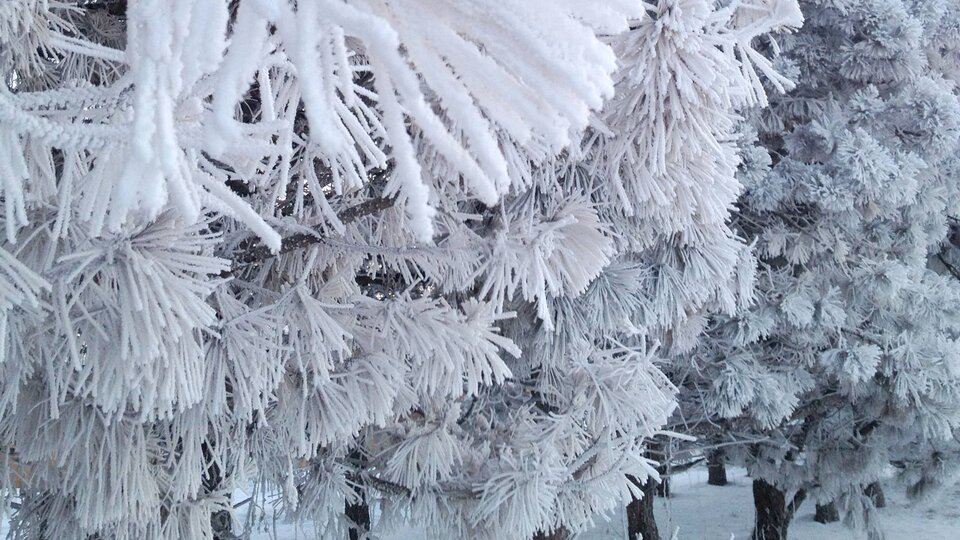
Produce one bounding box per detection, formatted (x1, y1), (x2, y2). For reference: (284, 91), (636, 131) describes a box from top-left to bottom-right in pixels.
(228, 197), (396, 270)
(938, 253), (960, 281)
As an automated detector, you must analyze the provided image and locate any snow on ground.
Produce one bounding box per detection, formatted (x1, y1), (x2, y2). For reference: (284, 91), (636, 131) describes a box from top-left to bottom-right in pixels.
(578, 467), (960, 540)
(372, 467), (960, 539)
(4, 467), (959, 539)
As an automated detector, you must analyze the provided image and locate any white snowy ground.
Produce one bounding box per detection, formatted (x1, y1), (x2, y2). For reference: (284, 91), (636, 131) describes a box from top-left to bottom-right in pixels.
(582, 467), (960, 540)
(242, 467), (960, 540)
(3, 467), (958, 539)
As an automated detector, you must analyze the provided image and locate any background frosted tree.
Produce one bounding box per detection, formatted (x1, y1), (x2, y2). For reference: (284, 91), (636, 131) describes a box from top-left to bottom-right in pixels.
(578, 0), (803, 538)
(0, 1), (807, 539)
(481, 2), (803, 539)
(675, 1), (960, 539)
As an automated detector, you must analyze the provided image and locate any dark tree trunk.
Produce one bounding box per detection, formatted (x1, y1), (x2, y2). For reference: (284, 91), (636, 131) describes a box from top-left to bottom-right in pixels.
(865, 482), (886, 509)
(707, 450), (728, 486)
(814, 502), (839, 524)
(210, 510), (236, 540)
(750, 479), (805, 540)
(533, 527), (570, 540)
(655, 475), (670, 498)
(650, 440), (670, 498)
(345, 495), (370, 540)
(751, 479), (787, 540)
(202, 442), (238, 540)
(346, 449), (371, 540)
(345, 499), (370, 540)
(626, 475), (660, 540)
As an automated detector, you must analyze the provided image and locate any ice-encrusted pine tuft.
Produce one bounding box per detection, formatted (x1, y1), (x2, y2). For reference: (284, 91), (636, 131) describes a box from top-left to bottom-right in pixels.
(2, 1), (793, 539)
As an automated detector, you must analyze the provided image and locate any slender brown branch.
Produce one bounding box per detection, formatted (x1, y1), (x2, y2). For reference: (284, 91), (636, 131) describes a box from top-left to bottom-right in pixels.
(789, 393), (846, 423)
(840, 327), (883, 348)
(361, 474), (412, 497)
(938, 253), (960, 281)
(228, 197), (396, 269)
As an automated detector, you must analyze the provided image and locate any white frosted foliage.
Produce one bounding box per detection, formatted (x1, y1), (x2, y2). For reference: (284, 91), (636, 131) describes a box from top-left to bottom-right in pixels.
(0, 1), (803, 539)
(678, 0), (960, 536)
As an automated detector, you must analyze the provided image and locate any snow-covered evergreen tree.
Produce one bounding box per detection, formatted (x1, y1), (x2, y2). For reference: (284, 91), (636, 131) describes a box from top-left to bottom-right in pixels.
(0, 1), (801, 539)
(677, 1), (960, 538)
(467, 2), (802, 539)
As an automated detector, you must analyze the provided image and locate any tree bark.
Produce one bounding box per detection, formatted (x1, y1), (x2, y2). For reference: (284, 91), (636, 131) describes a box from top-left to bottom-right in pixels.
(346, 449), (371, 540)
(814, 502), (839, 524)
(655, 475), (670, 498)
(201, 442), (238, 540)
(533, 527), (570, 540)
(626, 475), (660, 540)
(345, 495), (370, 540)
(750, 479), (805, 540)
(707, 450), (728, 486)
(865, 482), (886, 509)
